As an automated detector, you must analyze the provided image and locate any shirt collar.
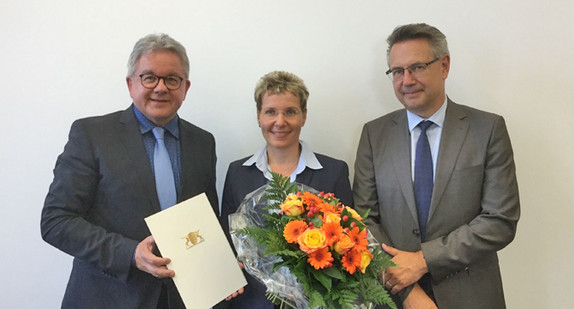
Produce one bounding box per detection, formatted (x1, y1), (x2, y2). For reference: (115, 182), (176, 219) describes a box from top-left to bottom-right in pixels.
(133, 105), (180, 139)
(243, 140), (323, 181)
(407, 97), (448, 132)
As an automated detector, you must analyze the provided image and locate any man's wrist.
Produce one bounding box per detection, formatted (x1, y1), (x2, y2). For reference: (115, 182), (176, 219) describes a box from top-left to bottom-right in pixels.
(416, 250), (429, 276)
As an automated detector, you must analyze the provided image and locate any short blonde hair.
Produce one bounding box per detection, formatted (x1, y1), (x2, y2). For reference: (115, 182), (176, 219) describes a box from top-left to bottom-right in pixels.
(254, 71), (309, 111)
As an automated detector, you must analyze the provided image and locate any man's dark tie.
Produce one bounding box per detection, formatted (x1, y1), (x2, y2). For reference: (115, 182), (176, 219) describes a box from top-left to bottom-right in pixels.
(414, 120), (433, 242)
(152, 127), (177, 210)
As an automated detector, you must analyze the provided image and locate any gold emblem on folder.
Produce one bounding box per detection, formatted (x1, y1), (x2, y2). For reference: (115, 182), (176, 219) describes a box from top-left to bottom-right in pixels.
(182, 230), (205, 249)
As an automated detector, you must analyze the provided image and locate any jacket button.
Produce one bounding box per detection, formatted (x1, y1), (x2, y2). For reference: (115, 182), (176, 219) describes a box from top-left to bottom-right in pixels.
(412, 229), (420, 235)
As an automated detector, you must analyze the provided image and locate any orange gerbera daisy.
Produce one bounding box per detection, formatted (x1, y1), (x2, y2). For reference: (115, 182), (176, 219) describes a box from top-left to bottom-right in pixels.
(301, 192), (322, 210)
(347, 226), (369, 252)
(320, 221), (343, 245)
(341, 249), (362, 274)
(316, 201), (337, 214)
(283, 220), (308, 243)
(308, 246), (334, 270)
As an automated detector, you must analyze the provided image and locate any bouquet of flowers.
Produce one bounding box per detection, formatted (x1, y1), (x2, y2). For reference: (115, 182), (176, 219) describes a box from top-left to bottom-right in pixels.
(230, 172), (397, 309)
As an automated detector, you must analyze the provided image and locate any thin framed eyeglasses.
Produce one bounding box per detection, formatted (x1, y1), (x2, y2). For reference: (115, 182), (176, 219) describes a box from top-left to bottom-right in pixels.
(260, 108), (302, 120)
(139, 73), (184, 90)
(385, 57), (440, 82)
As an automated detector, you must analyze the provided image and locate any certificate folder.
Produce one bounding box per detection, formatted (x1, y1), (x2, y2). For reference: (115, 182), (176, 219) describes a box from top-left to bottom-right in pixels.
(145, 193), (247, 309)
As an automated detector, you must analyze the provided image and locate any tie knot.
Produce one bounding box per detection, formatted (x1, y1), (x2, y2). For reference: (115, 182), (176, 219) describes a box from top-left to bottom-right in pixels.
(152, 127), (165, 140)
(418, 120), (433, 133)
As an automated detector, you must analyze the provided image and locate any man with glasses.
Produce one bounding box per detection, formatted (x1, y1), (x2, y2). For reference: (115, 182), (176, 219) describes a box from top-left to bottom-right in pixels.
(353, 23), (520, 308)
(41, 33), (242, 308)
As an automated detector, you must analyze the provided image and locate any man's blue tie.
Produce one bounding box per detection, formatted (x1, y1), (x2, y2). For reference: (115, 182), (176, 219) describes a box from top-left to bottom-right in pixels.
(414, 120), (434, 242)
(152, 127), (177, 210)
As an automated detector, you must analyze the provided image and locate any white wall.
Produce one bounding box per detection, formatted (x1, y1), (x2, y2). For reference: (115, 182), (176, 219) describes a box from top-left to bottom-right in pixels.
(1, 0), (572, 308)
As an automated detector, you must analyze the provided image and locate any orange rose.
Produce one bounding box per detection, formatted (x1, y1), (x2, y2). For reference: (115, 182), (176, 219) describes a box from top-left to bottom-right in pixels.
(359, 250), (373, 273)
(333, 234), (355, 255)
(322, 211), (341, 224)
(280, 194), (305, 217)
(345, 206), (363, 220)
(298, 228), (327, 253)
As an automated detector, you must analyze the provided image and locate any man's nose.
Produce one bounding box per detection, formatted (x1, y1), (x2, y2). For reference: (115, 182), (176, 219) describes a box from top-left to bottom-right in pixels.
(154, 78), (169, 91)
(402, 69), (417, 84)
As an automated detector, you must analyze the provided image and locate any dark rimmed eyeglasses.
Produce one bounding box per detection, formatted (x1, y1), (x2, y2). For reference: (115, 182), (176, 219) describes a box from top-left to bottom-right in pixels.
(139, 73), (184, 90)
(386, 57), (440, 82)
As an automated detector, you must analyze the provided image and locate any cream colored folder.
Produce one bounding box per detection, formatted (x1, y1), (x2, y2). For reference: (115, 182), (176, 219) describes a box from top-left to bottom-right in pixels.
(145, 193), (247, 309)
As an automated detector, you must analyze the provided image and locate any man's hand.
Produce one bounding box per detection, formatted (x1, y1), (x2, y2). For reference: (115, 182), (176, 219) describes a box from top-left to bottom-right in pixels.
(382, 243), (428, 294)
(221, 261), (245, 301)
(402, 284), (437, 309)
(225, 287), (245, 301)
(135, 235), (175, 278)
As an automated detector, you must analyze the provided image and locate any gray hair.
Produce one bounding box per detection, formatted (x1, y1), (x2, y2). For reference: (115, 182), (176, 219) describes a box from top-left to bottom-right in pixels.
(127, 33), (190, 79)
(254, 71), (309, 112)
(386, 23), (449, 65)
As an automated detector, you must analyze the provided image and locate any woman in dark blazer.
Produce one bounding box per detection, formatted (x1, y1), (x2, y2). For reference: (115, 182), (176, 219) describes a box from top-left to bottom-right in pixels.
(217, 71), (353, 309)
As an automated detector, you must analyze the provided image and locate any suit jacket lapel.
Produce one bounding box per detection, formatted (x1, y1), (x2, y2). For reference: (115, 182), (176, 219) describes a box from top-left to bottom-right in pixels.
(118, 106), (159, 210)
(252, 167), (269, 191)
(389, 111), (420, 225)
(179, 121), (197, 201)
(296, 168), (313, 186)
(429, 100), (469, 221)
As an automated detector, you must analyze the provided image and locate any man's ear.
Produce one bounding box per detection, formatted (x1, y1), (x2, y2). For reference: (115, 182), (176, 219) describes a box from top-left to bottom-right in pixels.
(441, 55), (451, 79)
(126, 76), (134, 98)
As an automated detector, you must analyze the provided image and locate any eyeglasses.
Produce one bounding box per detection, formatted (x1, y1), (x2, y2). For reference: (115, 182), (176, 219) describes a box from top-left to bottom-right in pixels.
(139, 73), (184, 90)
(260, 108), (302, 119)
(385, 57), (440, 82)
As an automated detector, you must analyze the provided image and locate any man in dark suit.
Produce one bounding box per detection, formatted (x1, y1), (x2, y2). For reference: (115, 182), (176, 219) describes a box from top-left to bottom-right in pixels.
(41, 33), (240, 308)
(353, 24), (520, 309)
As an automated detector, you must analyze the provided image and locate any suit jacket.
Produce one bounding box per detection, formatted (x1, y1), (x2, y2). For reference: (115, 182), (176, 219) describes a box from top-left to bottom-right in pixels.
(41, 105), (218, 309)
(353, 100), (520, 309)
(216, 152), (353, 309)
